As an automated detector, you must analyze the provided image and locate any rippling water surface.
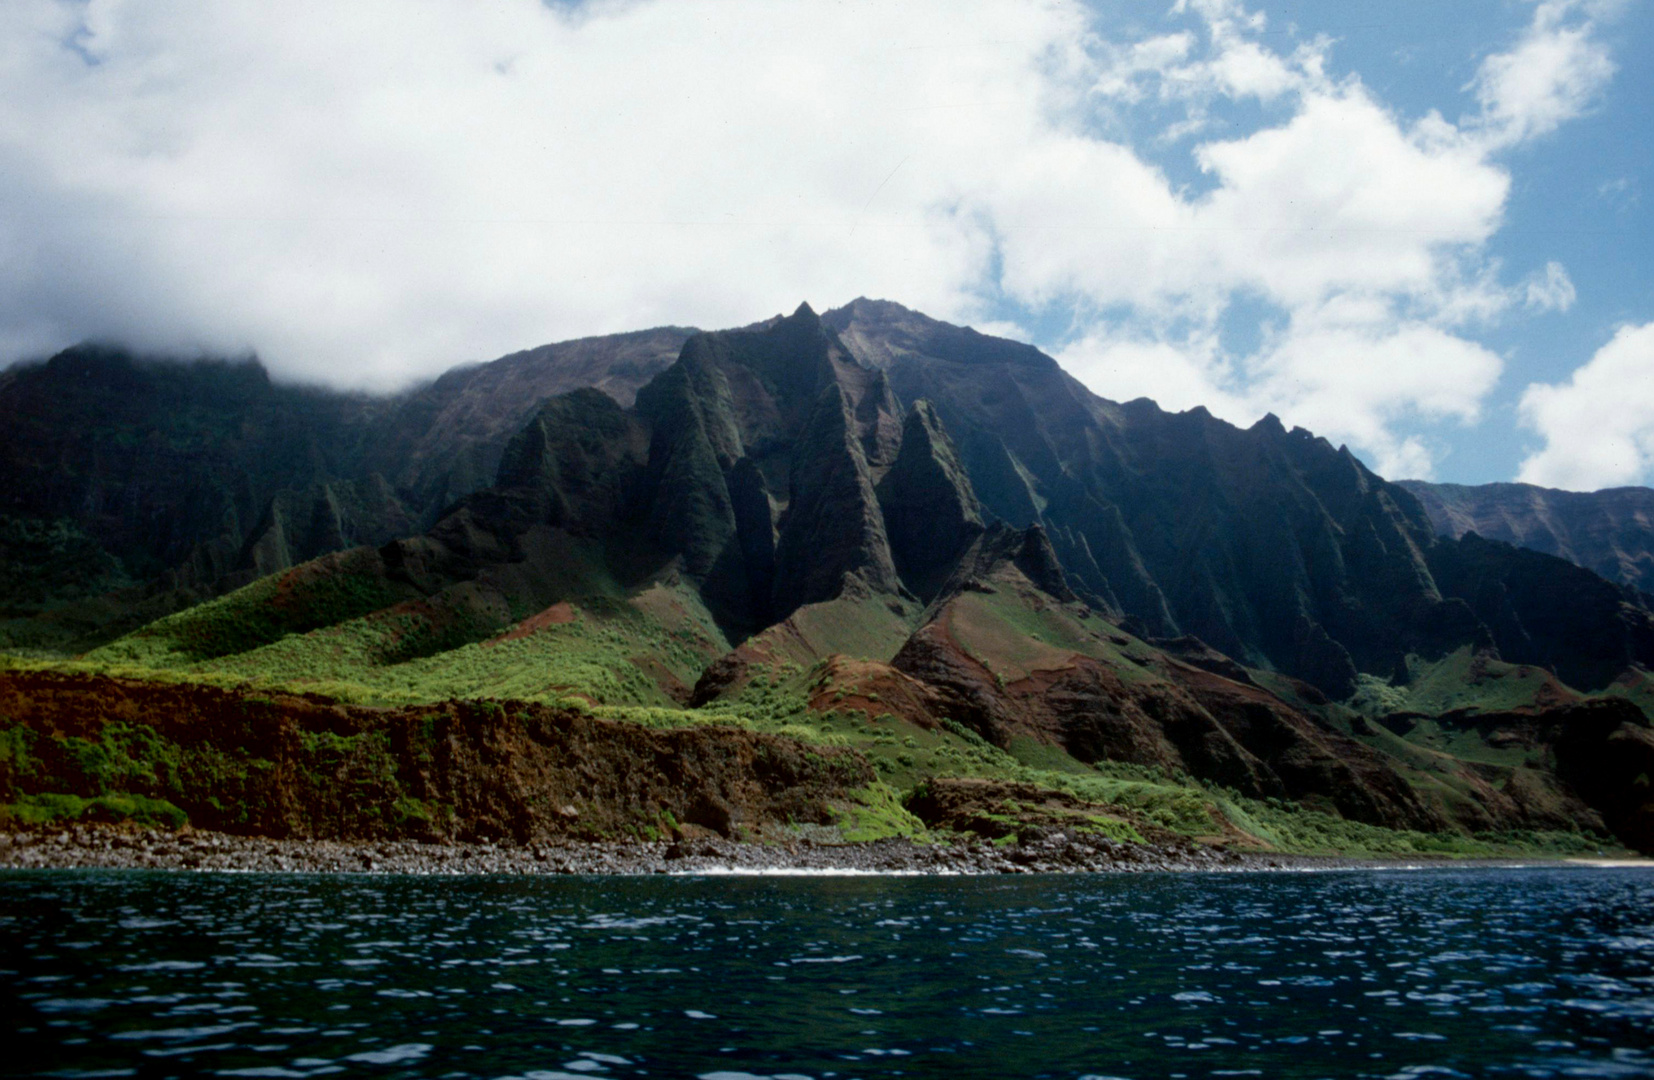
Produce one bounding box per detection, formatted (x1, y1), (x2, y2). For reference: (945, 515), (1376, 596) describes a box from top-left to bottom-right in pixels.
(3, 867), (1652, 1078)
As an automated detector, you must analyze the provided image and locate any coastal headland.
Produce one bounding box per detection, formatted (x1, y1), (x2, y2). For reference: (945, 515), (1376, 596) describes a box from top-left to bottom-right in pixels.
(5, 302), (1654, 863)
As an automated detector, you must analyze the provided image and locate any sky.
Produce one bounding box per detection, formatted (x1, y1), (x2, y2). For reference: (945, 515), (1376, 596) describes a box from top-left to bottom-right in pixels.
(1, 0), (1650, 490)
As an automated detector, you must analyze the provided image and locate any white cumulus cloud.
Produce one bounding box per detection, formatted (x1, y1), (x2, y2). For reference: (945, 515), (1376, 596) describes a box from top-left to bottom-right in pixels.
(1027, 0), (1624, 479)
(1058, 329), (1246, 418)
(0, 0), (1632, 484)
(1518, 322), (1654, 490)
(1059, 302), (1505, 480)
(0, 0), (1085, 387)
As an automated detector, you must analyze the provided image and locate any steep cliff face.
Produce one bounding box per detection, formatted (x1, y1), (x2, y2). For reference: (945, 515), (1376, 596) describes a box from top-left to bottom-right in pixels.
(9, 298), (1654, 708)
(1400, 480), (1654, 595)
(823, 298), (1654, 697)
(0, 669), (874, 843)
(370, 326), (694, 524)
(45, 299), (1654, 853)
(1425, 532), (1654, 692)
(127, 304), (915, 656)
(876, 400), (986, 602)
(622, 303), (907, 633)
(0, 347), (390, 587)
(0, 329), (695, 644)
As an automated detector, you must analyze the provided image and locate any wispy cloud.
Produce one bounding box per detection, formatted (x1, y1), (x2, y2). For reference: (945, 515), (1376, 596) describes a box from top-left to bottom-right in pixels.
(1468, 0), (1615, 148)
(1524, 262), (1577, 313)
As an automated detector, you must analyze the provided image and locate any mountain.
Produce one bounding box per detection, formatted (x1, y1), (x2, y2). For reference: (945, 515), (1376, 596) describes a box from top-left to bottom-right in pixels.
(1400, 480), (1654, 596)
(0, 328), (692, 649)
(4, 299), (1653, 854)
(824, 299), (1654, 697)
(13, 303), (1650, 699)
(360, 326), (693, 526)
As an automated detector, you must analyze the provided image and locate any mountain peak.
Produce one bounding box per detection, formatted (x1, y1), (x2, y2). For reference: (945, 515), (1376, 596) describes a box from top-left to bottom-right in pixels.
(1252, 413), (1286, 434)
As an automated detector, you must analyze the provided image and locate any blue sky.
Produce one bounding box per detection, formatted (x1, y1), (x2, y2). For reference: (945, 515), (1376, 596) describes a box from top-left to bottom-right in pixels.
(1009, 0), (1653, 487)
(1, 0), (1649, 488)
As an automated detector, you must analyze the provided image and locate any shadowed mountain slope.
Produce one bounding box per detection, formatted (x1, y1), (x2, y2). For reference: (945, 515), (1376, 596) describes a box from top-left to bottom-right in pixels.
(1400, 480), (1654, 596)
(9, 300), (1654, 701)
(35, 300), (1654, 852)
(824, 298), (1654, 696)
(876, 399), (986, 602)
(365, 326), (693, 525)
(0, 347), (394, 587)
(95, 305), (916, 661)
(0, 329), (692, 648)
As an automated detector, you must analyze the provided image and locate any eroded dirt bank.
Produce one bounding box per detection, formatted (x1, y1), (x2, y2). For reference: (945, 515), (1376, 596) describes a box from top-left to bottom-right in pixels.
(0, 670), (874, 844)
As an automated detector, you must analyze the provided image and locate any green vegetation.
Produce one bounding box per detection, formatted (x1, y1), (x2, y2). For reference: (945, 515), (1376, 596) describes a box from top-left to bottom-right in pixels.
(704, 662), (1623, 857)
(835, 782), (929, 842)
(77, 583), (731, 711)
(1006, 735), (1099, 776)
(0, 515), (132, 615)
(3, 792), (187, 830)
(1, 720), (183, 795)
(1075, 814), (1145, 844)
(1348, 648), (1576, 720)
(758, 593), (919, 666)
(0, 720), (200, 830)
(1604, 667), (1654, 723)
(7, 557), (1641, 859)
(391, 795), (453, 830)
(1, 644), (1627, 857)
(947, 589), (1161, 685)
(1206, 790), (1610, 859)
(91, 548), (409, 666)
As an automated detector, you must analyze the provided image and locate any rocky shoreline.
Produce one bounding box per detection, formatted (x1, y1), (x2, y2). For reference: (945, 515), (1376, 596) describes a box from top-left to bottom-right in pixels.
(0, 823), (1527, 875)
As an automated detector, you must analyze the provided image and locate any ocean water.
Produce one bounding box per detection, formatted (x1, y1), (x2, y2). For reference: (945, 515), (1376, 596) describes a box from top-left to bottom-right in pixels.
(2, 867), (1652, 1079)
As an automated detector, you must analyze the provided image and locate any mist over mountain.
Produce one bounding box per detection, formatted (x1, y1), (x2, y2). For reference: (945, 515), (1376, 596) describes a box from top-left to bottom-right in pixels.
(0, 327), (693, 644)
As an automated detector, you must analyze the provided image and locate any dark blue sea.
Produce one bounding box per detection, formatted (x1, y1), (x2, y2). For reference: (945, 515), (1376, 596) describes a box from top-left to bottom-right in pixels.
(3, 866), (1652, 1079)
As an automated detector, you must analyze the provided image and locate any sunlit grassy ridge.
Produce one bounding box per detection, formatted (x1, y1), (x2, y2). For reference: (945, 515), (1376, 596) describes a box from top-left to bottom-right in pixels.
(9, 554), (1641, 857)
(945, 588), (1161, 685)
(1348, 647), (1581, 720)
(89, 548), (414, 667)
(735, 592), (920, 667)
(1322, 648), (1654, 836)
(1604, 666), (1654, 717)
(193, 601), (683, 707)
(75, 578), (732, 710)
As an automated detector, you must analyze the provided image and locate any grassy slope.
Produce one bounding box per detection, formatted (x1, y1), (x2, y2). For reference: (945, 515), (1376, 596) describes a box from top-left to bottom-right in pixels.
(944, 587), (1165, 684)
(1604, 666), (1654, 717)
(5, 560), (1639, 857)
(1272, 646), (1654, 839)
(697, 588), (1620, 857)
(737, 592), (920, 667)
(1348, 647), (1582, 720)
(78, 581), (729, 711)
(88, 547), (416, 667)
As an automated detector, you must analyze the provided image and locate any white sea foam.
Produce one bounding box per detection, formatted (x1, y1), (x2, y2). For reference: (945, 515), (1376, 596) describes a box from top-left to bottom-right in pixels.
(668, 865), (958, 877)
